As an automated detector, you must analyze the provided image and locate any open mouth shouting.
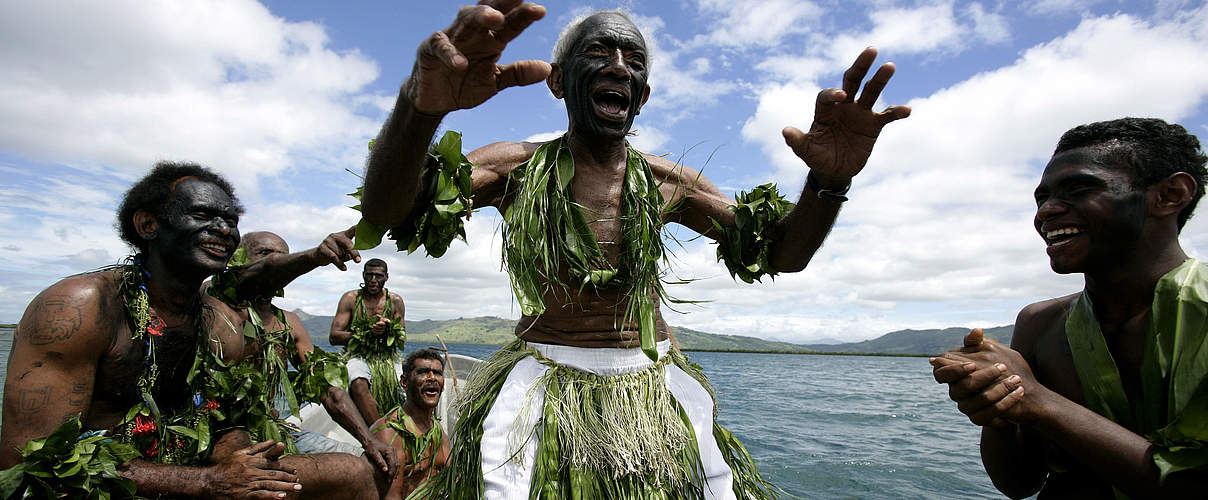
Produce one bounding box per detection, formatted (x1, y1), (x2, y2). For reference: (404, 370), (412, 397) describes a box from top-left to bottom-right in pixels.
(591, 85), (631, 122)
(420, 382), (441, 401)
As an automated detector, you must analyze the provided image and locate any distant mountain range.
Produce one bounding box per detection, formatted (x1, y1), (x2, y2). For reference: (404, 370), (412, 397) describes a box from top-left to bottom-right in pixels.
(292, 311), (1013, 356)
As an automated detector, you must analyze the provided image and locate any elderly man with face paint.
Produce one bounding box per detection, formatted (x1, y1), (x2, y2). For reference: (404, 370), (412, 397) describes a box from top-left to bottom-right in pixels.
(932, 118), (1208, 498)
(358, 2), (910, 498)
(0, 163), (389, 498)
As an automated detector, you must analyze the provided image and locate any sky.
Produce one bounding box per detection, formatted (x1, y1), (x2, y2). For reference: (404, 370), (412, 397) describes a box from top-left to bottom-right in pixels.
(1, 0), (1207, 344)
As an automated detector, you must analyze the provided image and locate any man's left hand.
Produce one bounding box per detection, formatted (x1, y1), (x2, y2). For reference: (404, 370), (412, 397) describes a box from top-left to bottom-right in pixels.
(782, 47), (911, 188)
(363, 436), (400, 482)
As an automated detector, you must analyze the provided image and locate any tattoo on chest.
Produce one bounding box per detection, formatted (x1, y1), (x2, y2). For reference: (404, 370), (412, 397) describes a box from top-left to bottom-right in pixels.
(68, 383), (87, 407)
(27, 297), (84, 345)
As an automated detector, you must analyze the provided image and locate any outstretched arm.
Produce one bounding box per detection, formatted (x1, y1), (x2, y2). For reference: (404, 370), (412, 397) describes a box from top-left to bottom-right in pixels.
(361, 1), (550, 228)
(237, 227), (361, 300)
(769, 47), (910, 272)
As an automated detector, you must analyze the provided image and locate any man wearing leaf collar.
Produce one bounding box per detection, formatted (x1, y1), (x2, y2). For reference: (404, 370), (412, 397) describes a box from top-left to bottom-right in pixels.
(331, 258), (408, 426)
(0, 163), (386, 498)
(240, 231), (399, 477)
(373, 348), (450, 500)
(932, 118), (1208, 498)
(359, 3), (908, 499)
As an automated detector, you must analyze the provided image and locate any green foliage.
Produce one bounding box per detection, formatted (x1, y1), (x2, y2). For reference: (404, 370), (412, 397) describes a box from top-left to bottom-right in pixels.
(207, 247), (284, 307)
(350, 131), (474, 257)
(291, 346), (350, 404)
(0, 415), (140, 500)
(712, 183), (794, 284)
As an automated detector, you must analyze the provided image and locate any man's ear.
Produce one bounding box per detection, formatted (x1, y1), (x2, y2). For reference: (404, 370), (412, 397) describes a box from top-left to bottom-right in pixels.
(547, 64), (564, 99)
(133, 210), (158, 241)
(1151, 171), (1197, 219)
(635, 84), (651, 115)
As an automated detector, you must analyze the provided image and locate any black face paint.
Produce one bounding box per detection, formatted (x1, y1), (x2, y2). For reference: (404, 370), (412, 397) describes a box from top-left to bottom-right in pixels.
(362, 267), (387, 295)
(152, 179), (241, 274)
(559, 12), (650, 140)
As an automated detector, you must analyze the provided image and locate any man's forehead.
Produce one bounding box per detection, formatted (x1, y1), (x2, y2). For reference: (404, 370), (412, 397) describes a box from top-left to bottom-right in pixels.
(1039, 148), (1130, 186)
(574, 13), (645, 48)
(171, 179), (235, 209)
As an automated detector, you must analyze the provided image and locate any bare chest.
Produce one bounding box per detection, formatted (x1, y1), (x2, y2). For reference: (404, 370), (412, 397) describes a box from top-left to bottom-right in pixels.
(570, 169), (627, 260)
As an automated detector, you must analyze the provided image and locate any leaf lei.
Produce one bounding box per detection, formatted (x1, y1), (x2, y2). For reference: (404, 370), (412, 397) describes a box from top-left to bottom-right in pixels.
(711, 183), (794, 284)
(0, 415), (141, 500)
(502, 137), (668, 360)
(351, 131), (474, 257)
(376, 411), (443, 469)
(291, 346), (351, 404)
(347, 289), (405, 411)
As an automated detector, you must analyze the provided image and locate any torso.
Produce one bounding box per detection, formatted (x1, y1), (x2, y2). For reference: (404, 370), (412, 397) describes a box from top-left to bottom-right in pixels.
(1016, 293), (1148, 498)
(471, 141), (710, 348)
(87, 270), (248, 432)
(353, 290), (401, 323)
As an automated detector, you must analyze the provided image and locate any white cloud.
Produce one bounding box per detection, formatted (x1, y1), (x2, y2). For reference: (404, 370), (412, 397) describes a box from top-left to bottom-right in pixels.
(0, 0), (383, 192)
(690, 0), (823, 48)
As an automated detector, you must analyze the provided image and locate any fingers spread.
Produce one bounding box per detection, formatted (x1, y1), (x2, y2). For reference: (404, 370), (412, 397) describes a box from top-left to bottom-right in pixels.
(813, 88), (847, 121)
(422, 31), (468, 72)
(497, 59), (552, 90)
(495, 2), (546, 44)
(856, 63), (895, 108)
(841, 47), (877, 100)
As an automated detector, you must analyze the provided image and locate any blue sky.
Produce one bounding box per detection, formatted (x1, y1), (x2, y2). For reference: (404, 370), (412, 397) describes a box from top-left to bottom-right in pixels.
(1, 0), (1206, 343)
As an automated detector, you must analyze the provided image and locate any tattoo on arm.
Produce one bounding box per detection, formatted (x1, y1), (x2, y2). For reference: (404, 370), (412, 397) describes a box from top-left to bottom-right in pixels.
(17, 386), (51, 414)
(26, 297), (84, 345)
(68, 382), (88, 407)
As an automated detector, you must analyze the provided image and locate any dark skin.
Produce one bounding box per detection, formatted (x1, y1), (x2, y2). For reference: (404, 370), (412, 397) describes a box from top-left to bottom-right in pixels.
(1, 180), (381, 499)
(931, 150), (1208, 498)
(240, 232), (399, 481)
(361, 2), (909, 348)
(372, 357), (450, 500)
(330, 264), (406, 425)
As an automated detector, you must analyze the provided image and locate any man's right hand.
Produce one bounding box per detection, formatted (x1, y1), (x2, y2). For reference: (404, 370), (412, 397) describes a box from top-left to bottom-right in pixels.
(311, 226), (361, 272)
(930, 329), (1028, 427)
(204, 441), (301, 500)
(404, 1), (551, 115)
(371, 314), (388, 336)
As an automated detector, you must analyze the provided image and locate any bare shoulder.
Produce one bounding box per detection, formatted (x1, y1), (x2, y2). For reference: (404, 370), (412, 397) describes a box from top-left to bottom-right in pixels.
(16, 270), (119, 351)
(467, 140), (540, 172)
(1012, 293), (1079, 353)
(389, 292), (405, 305)
(338, 290), (359, 306)
(281, 309), (306, 333)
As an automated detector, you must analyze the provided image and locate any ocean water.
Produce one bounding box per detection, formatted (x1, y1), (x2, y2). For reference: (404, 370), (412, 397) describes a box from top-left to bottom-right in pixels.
(0, 329), (1007, 499)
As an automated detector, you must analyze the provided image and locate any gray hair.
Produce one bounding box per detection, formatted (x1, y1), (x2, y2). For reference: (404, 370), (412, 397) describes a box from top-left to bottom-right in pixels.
(550, 9), (651, 70)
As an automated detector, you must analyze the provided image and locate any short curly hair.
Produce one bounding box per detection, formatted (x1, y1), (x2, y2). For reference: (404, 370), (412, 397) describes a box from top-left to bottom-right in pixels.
(1055, 117), (1208, 229)
(402, 348), (444, 380)
(116, 161), (243, 252)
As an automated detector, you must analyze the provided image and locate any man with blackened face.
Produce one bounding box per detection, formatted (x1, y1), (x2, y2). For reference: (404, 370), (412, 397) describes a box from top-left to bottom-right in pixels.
(148, 177), (242, 278)
(361, 3), (911, 497)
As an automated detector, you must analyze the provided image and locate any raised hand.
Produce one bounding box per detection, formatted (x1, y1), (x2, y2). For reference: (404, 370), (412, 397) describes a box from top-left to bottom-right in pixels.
(405, 1), (551, 115)
(204, 440), (301, 499)
(311, 226), (361, 271)
(782, 47), (911, 188)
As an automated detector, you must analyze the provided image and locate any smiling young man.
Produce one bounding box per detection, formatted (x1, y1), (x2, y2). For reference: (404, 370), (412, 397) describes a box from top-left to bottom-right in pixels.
(0, 163), (384, 498)
(372, 349), (450, 500)
(932, 118), (1208, 498)
(330, 258), (407, 425)
(358, 3), (909, 498)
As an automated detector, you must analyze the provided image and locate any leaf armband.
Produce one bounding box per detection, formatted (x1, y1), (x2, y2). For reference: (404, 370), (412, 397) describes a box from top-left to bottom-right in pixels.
(712, 183), (794, 284)
(351, 130), (474, 257)
(0, 415), (140, 499)
(291, 347), (350, 404)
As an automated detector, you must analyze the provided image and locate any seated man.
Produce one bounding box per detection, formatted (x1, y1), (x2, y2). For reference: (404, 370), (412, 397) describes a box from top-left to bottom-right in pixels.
(330, 259), (407, 425)
(239, 231), (398, 475)
(0, 162), (385, 498)
(932, 118), (1208, 498)
(373, 348), (451, 500)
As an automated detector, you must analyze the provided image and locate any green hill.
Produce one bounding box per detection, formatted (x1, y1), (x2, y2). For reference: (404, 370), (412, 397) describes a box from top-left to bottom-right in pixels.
(803, 325), (1014, 355)
(290, 310), (1013, 356)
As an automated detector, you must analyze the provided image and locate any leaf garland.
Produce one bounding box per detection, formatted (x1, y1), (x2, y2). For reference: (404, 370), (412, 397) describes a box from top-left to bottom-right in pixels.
(351, 131), (474, 257)
(710, 183), (794, 284)
(207, 247), (284, 307)
(291, 346), (351, 404)
(346, 290), (406, 411)
(501, 137), (668, 360)
(0, 416), (140, 500)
